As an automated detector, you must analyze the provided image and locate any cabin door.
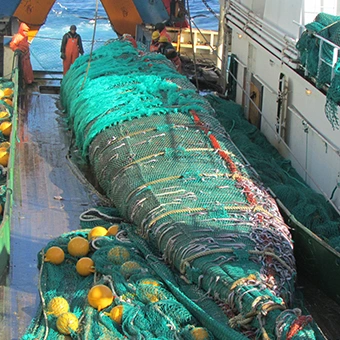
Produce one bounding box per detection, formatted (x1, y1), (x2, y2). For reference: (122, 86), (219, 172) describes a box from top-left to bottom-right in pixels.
(248, 78), (262, 129)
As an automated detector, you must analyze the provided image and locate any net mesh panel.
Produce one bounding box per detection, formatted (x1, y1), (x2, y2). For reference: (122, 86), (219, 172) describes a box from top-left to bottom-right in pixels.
(296, 12), (340, 129)
(24, 40), (320, 339)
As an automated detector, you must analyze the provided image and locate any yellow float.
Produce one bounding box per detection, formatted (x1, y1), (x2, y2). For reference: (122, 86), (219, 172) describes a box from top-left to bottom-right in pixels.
(107, 246), (130, 265)
(0, 148), (9, 167)
(0, 111), (10, 119)
(3, 98), (12, 106)
(0, 121), (12, 136)
(67, 236), (89, 257)
(56, 312), (79, 335)
(190, 327), (210, 340)
(88, 284), (114, 311)
(87, 226), (108, 240)
(107, 224), (120, 236)
(105, 305), (124, 324)
(120, 261), (141, 278)
(44, 246), (65, 265)
(76, 257), (95, 276)
(47, 297), (69, 317)
(139, 279), (161, 286)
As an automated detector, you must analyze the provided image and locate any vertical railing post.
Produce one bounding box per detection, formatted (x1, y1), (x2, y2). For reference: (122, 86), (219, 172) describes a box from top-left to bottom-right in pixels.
(331, 46), (338, 81)
(317, 39), (324, 79)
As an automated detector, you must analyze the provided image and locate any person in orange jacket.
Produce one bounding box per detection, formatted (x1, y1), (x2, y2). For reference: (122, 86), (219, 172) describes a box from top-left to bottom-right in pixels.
(60, 25), (84, 75)
(150, 31), (161, 52)
(10, 22), (34, 85)
(155, 22), (172, 42)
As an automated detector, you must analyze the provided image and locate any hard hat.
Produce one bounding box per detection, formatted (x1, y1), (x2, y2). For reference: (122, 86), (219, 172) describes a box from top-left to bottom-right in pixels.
(159, 36), (168, 43)
(152, 31), (160, 40)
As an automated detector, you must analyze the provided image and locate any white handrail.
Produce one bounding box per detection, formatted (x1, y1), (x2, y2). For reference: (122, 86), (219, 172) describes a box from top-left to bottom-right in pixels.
(293, 20), (340, 82)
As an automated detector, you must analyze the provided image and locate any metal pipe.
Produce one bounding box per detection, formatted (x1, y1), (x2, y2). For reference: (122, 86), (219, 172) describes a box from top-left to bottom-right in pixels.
(228, 20), (299, 69)
(253, 74), (277, 95)
(287, 105), (340, 155)
(229, 3), (298, 53)
(227, 10), (299, 60)
(230, 0), (298, 44)
(331, 47), (339, 80)
(217, 0), (226, 70)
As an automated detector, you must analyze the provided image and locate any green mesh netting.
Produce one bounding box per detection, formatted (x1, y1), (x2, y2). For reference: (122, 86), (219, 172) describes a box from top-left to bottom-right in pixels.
(205, 96), (340, 252)
(24, 39), (321, 339)
(22, 210), (247, 340)
(296, 12), (340, 129)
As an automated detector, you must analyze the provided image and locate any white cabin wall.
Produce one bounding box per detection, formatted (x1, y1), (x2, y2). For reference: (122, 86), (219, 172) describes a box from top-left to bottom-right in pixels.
(230, 29), (340, 209)
(263, 0), (303, 38)
(231, 30), (249, 106)
(236, 0), (303, 38)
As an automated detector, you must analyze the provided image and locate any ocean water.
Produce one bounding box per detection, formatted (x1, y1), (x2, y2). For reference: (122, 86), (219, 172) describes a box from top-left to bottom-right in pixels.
(30, 0), (220, 71)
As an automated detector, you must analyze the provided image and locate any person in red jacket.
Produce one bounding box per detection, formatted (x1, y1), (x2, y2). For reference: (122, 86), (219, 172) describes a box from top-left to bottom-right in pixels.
(10, 22), (34, 85)
(121, 33), (137, 48)
(60, 25), (84, 75)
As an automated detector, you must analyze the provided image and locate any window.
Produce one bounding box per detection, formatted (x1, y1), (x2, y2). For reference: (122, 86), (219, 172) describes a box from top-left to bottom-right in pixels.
(304, 0), (338, 24)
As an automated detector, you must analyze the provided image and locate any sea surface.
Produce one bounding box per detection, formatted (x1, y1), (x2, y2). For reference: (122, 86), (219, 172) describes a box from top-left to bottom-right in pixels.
(30, 0), (220, 71)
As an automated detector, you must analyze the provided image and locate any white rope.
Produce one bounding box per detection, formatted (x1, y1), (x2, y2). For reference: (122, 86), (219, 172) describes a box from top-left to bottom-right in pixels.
(79, 208), (121, 222)
(38, 249), (49, 340)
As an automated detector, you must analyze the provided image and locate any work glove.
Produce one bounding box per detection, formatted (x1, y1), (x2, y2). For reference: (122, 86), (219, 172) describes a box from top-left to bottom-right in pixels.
(60, 53), (66, 60)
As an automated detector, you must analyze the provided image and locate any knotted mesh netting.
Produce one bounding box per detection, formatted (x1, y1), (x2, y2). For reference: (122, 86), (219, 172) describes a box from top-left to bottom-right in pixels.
(23, 40), (321, 339)
(296, 12), (340, 129)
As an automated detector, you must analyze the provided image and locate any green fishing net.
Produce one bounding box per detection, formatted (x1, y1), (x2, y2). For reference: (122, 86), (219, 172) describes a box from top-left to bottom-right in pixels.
(24, 39), (322, 339)
(296, 12), (340, 129)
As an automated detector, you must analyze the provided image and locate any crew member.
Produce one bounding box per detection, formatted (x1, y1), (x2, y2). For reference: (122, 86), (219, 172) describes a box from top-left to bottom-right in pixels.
(150, 31), (160, 52)
(155, 22), (172, 42)
(158, 36), (182, 73)
(60, 25), (84, 75)
(10, 23), (34, 85)
(121, 33), (137, 48)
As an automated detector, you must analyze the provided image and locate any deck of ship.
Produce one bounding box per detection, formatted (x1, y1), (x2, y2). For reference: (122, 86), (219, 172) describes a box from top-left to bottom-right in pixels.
(0, 72), (100, 339)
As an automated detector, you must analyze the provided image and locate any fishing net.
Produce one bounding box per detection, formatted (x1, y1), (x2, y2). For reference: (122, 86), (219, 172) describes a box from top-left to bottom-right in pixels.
(24, 39), (321, 339)
(205, 96), (340, 252)
(296, 12), (340, 129)
(23, 214), (227, 340)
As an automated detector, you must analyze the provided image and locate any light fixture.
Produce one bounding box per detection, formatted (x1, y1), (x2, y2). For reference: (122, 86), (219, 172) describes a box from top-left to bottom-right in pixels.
(237, 33), (243, 39)
(305, 88), (312, 95)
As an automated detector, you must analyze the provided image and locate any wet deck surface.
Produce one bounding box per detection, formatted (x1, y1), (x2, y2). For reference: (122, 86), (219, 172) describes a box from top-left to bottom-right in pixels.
(0, 73), (99, 340)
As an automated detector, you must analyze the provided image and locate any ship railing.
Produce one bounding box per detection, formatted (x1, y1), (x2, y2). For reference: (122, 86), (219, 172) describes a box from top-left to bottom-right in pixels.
(293, 20), (340, 85)
(226, 0), (299, 69)
(228, 55), (340, 216)
(0, 53), (19, 275)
